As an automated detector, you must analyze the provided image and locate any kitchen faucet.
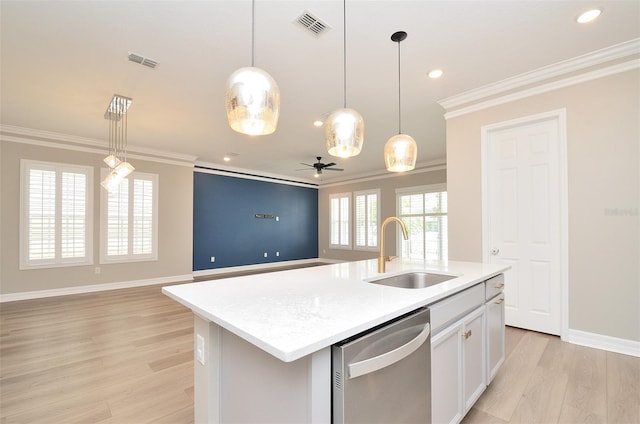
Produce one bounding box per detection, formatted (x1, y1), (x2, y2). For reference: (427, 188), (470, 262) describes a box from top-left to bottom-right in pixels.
(378, 216), (409, 273)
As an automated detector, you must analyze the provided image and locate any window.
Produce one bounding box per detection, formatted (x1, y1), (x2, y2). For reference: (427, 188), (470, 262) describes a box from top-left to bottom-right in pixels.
(354, 189), (379, 250)
(397, 184), (448, 261)
(100, 170), (158, 263)
(20, 160), (93, 269)
(330, 192), (351, 249)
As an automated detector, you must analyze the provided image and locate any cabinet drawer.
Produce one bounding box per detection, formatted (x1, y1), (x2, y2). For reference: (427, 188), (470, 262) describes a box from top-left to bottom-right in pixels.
(484, 274), (505, 300)
(431, 284), (484, 334)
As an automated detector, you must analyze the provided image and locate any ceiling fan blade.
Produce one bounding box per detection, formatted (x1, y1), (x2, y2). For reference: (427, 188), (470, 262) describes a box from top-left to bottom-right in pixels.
(300, 163), (314, 167)
(324, 162), (337, 167)
(324, 167), (344, 171)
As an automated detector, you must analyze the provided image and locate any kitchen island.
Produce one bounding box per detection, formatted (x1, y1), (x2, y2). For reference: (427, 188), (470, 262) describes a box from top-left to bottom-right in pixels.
(163, 258), (509, 423)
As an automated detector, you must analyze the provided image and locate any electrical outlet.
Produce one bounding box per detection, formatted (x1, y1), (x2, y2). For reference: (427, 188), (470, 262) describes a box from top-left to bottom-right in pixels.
(196, 334), (205, 365)
(263, 252), (268, 258)
(276, 251), (280, 257)
(210, 256), (215, 263)
(95, 267), (101, 274)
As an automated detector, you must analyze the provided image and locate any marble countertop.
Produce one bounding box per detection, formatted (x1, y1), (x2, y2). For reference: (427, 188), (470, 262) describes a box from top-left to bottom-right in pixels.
(162, 259), (509, 362)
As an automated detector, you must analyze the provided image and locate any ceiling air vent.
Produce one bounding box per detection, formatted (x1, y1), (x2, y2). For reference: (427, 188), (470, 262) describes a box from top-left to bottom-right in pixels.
(294, 11), (331, 37)
(128, 52), (159, 69)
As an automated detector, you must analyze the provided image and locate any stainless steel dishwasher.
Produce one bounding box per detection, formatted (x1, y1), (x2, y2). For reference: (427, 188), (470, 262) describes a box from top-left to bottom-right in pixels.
(332, 307), (431, 423)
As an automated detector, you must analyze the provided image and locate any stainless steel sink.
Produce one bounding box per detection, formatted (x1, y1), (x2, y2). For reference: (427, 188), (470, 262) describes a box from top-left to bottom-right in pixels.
(368, 271), (456, 289)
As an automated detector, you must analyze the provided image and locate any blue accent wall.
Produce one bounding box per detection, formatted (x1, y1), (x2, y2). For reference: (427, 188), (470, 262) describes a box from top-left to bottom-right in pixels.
(193, 171), (318, 271)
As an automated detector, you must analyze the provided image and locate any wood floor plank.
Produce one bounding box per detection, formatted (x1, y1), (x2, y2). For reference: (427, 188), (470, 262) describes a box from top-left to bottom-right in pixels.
(473, 331), (549, 421)
(606, 351), (640, 423)
(563, 344), (607, 418)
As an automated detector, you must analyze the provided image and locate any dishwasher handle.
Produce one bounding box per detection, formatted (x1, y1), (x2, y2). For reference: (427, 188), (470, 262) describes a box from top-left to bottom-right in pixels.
(348, 323), (430, 379)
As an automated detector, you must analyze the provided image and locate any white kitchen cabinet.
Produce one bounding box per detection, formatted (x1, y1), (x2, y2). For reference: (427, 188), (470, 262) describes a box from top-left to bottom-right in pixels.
(485, 293), (505, 383)
(432, 320), (463, 424)
(431, 305), (486, 424)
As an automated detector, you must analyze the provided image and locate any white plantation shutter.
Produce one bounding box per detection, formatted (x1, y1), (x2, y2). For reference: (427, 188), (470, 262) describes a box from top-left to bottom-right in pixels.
(133, 178), (153, 255)
(20, 160), (92, 269)
(101, 170), (158, 263)
(107, 178), (129, 256)
(355, 190), (379, 250)
(330, 193), (350, 248)
(28, 168), (56, 261)
(61, 171), (87, 258)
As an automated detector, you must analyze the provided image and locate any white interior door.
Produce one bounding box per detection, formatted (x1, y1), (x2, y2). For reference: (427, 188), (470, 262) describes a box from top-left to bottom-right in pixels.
(484, 114), (564, 336)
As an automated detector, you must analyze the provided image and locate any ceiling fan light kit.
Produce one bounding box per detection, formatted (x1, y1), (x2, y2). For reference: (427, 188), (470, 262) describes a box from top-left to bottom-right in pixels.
(225, 0), (280, 136)
(325, 0), (364, 158)
(385, 30), (417, 173)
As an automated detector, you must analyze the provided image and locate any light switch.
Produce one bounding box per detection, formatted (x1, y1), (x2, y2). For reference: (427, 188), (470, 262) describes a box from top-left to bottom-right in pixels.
(210, 256), (215, 263)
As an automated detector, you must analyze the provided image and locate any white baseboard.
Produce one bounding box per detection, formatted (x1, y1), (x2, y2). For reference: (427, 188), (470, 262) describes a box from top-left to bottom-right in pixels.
(192, 258), (326, 278)
(0, 274), (194, 303)
(564, 329), (640, 357)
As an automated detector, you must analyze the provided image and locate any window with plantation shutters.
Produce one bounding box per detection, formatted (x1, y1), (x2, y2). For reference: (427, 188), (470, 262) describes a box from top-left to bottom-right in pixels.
(396, 184), (448, 262)
(330, 192), (351, 249)
(100, 170), (158, 263)
(354, 189), (379, 251)
(20, 160), (93, 269)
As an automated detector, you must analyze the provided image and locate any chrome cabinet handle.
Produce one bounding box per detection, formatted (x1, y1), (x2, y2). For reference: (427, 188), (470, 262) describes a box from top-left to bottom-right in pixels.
(491, 248), (500, 255)
(348, 323), (430, 379)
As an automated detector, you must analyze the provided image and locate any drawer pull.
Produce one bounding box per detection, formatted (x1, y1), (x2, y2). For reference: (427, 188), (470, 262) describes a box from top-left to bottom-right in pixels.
(494, 283), (505, 289)
(495, 298), (504, 304)
(463, 330), (472, 340)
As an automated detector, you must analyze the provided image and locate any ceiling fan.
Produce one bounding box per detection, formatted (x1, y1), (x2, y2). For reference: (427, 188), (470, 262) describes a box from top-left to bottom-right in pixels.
(299, 157), (344, 176)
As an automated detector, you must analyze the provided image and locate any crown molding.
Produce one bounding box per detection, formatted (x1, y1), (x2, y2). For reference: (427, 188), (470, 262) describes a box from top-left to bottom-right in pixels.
(318, 159), (447, 189)
(439, 38), (640, 111)
(194, 161), (319, 189)
(443, 59), (640, 120)
(0, 124), (198, 167)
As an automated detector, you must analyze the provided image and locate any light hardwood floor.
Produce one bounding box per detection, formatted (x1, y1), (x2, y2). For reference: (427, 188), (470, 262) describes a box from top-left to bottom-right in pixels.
(1, 283), (638, 423)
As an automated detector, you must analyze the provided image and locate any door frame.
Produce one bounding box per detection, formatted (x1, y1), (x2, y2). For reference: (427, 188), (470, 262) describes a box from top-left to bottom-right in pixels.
(480, 108), (569, 340)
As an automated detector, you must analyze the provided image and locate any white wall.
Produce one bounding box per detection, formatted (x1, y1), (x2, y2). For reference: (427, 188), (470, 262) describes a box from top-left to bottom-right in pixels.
(446, 69), (639, 343)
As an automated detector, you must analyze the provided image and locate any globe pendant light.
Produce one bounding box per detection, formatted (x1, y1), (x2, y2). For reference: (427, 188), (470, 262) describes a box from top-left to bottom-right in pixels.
(326, 0), (364, 158)
(225, 0), (280, 136)
(384, 31), (417, 172)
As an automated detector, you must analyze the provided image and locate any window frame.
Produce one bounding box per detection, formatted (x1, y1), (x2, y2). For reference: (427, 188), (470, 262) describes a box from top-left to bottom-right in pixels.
(396, 183), (448, 262)
(19, 159), (94, 270)
(354, 189), (380, 251)
(329, 192), (352, 250)
(99, 169), (159, 264)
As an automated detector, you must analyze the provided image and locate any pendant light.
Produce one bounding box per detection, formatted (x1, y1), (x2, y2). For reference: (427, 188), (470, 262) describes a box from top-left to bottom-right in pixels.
(225, 0), (280, 136)
(325, 0), (364, 158)
(101, 94), (134, 192)
(384, 31), (417, 172)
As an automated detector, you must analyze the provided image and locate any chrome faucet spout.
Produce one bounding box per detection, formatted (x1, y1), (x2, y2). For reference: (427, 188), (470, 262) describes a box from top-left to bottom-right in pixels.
(378, 216), (408, 273)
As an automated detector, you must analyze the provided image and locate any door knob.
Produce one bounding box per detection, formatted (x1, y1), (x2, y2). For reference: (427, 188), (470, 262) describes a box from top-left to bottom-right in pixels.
(491, 248), (500, 255)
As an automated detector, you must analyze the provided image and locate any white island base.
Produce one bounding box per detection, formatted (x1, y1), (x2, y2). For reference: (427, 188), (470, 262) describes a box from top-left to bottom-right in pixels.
(194, 314), (332, 423)
(163, 259), (509, 423)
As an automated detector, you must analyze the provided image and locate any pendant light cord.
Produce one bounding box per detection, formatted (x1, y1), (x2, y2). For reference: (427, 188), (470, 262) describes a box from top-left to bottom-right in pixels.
(397, 39), (402, 134)
(251, 0), (255, 67)
(343, 0), (347, 108)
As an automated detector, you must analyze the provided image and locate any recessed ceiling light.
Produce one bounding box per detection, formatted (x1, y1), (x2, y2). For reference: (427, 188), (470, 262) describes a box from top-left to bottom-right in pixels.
(223, 156), (231, 162)
(313, 120), (324, 127)
(577, 8), (602, 24)
(427, 69), (444, 79)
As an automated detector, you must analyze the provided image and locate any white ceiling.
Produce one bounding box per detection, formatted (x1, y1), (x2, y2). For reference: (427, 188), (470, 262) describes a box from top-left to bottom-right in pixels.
(1, 1), (639, 183)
